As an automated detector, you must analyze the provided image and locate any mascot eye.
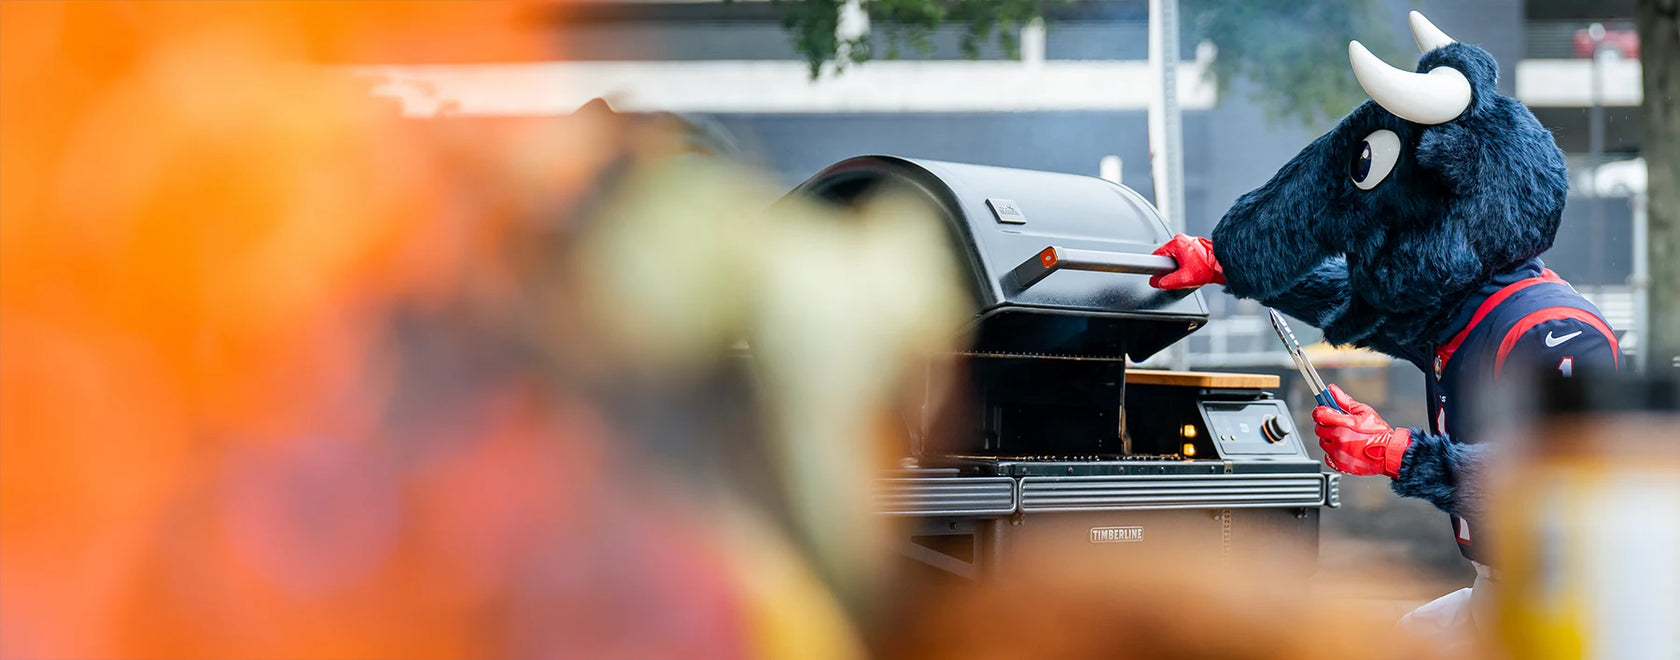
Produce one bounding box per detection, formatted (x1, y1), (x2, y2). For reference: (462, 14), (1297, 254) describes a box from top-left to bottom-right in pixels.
(1350, 129), (1401, 190)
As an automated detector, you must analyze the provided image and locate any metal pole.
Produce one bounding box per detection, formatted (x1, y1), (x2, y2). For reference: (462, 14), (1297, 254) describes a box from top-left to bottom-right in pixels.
(1632, 190), (1650, 372)
(1100, 155), (1122, 184)
(1149, 0), (1188, 370)
(1588, 24), (1607, 288)
(836, 0), (868, 67)
(1022, 17), (1046, 68)
(1150, 0), (1185, 232)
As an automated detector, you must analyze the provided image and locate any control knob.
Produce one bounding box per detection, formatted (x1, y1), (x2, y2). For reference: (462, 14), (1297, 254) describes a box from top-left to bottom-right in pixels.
(1261, 415), (1290, 444)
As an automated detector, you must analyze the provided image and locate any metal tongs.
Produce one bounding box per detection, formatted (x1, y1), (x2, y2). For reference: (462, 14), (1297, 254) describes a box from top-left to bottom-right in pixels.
(1267, 309), (1345, 413)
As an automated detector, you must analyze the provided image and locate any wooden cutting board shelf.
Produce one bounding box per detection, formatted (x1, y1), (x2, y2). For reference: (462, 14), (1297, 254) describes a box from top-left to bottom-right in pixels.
(1125, 369), (1279, 389)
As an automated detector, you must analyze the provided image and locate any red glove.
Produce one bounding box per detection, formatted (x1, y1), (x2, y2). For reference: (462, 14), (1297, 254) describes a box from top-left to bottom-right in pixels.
(1149, 234), (1225, 289)
(1311, 385), (1411, 478)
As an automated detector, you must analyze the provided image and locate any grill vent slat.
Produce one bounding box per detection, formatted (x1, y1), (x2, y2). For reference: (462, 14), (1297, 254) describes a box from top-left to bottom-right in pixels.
(1019, 474), (1327, 511)
(875, 474), (1335, 515)
(874, 477), (1015, 516)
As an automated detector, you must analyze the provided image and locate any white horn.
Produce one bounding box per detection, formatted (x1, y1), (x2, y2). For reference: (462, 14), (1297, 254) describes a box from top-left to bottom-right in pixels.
(1348, 40), (1471, 125)
(1409, 11), (1455, 53)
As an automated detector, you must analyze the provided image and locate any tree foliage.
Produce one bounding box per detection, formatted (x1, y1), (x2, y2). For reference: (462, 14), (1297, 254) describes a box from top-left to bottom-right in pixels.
(1185, 0), (1392, 127)
(770, 0), (1392, 128)
(771, 0), (1055, 76)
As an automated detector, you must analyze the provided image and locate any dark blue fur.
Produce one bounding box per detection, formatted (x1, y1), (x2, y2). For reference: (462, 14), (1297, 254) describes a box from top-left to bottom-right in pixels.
(1211, 43), (1568, 361)
(1391, 430), (1486, 520)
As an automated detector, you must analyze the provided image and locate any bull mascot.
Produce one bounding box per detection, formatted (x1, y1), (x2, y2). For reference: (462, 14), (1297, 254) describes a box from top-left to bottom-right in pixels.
(1148, 12), (1621, 639)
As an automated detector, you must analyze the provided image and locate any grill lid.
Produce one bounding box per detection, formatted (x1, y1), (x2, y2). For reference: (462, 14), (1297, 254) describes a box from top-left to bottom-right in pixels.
(789, 156), (1208, 360)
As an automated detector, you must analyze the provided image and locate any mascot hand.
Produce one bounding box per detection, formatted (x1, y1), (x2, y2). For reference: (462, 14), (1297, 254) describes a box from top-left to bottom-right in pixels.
(1312, 385), (1410, 478)
(1149, 234), (1225, 289)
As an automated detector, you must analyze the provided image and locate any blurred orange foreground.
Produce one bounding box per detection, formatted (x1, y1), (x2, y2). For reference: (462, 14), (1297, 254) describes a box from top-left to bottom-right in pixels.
(0, 2), (806, 657)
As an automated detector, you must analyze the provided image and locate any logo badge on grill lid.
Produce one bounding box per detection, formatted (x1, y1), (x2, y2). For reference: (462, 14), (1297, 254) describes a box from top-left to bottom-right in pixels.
(987, 198), (1027, 224)
(1089, 526), (1145, 543)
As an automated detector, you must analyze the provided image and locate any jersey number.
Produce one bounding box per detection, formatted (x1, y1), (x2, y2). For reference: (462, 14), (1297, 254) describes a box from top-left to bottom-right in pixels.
(1558, 357), (1573, 378)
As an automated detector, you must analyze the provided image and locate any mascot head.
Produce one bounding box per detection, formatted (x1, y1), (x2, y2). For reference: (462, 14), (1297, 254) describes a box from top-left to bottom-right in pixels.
(1211, 12), (1569, 349)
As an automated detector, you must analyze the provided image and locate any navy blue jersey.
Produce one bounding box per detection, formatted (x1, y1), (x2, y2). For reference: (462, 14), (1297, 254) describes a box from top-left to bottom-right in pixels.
(1398, 260), (1619, 563)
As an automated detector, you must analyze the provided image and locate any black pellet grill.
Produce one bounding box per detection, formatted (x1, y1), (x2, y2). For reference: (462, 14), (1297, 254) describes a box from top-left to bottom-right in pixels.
(790, 156), (1339, 581)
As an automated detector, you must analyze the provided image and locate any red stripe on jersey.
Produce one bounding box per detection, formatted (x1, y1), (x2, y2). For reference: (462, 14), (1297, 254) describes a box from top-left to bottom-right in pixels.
(1493, 307), (1619, 377)
(1436, 269), (1563, 370)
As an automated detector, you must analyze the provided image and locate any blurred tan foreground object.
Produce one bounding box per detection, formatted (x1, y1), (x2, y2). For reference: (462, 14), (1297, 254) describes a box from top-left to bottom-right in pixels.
(565, 154), (970, 657)
(1489, 373), (1680, 660)
(879, 557), (1447, 660)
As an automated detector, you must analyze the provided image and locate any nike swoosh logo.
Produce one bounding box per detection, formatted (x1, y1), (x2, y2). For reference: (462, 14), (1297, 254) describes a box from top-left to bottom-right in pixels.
(1544, 330), (1583, 347)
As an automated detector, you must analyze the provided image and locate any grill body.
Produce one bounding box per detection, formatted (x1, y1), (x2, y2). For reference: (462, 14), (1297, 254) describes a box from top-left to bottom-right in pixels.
(789, 156), (1338, 580)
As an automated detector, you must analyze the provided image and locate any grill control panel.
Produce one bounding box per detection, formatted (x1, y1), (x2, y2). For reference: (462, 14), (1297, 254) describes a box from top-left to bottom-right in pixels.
(1198, 400), (1305, 457)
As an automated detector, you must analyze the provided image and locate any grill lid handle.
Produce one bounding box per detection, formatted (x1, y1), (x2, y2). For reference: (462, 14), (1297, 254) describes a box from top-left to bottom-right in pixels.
(1008, 246), (1178, 290)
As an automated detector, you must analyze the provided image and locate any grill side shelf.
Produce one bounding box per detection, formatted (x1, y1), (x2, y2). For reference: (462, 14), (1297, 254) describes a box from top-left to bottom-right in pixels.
(874, 477), (1016, 516)
(1017, 473), (1333, 512)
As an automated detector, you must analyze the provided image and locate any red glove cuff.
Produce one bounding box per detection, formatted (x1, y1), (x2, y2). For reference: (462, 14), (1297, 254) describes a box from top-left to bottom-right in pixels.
(1203, 239), (1226, 285)
(1381, 428), (1411, 479)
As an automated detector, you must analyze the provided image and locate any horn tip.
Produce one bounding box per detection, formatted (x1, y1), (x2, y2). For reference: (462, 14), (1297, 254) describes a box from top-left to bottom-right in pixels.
(1409, 11), (1456, 53)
